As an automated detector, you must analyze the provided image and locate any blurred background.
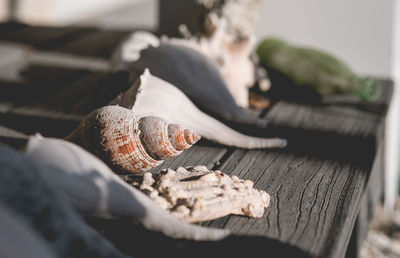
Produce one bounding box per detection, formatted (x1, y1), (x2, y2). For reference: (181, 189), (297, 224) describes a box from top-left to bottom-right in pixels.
(0, 0), (397, 79)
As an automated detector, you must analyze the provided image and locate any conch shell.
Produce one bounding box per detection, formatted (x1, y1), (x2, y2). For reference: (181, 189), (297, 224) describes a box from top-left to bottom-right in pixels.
(112, 69), (286, 149)
(65, 105), (200, 173)
(112, 32), (272, 135)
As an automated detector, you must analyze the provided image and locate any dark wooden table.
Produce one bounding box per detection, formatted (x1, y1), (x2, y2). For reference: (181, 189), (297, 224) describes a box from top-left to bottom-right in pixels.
(0, 23), (392, 258)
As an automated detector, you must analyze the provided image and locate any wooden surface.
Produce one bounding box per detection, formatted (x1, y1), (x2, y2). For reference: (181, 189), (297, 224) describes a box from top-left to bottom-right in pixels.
(0, 23), (393, 258)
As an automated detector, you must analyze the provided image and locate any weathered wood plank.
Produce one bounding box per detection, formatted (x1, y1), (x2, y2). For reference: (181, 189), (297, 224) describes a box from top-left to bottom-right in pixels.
(34, 28), (97, 50)
(0, 70), (130, 137)
(0, 43), (28, 82)
(0, 124), (28, 149)
(348, 113), (387, 258)
(0, 124), (27, 139)
(85, 216), (309, 258)
(35, 71), (129, 115)
(0, 22), (27, 36)
(121, 141), (230, 184)
(0, 80), (27, 104)
(0, 101), (13, 113)
(0, 26), (77, 45)
(54, 30), (130, 58)
(0, 23), (130, 61)
(18, 65), (91, 105)
(28, 51), (111, 72)
(150, 142), (230, 173)
(201, 148), (367, 258)
(0, 23), (98, 51)
(198, 100), (383, 258)
(0, 107), (83, 138)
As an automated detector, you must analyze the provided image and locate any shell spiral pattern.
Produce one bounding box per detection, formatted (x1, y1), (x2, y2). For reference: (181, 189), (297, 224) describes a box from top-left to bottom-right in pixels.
(65, 105), (200, 173)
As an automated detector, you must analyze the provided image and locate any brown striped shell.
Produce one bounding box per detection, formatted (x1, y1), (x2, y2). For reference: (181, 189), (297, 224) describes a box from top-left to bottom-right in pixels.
(65, 105), (200, 173)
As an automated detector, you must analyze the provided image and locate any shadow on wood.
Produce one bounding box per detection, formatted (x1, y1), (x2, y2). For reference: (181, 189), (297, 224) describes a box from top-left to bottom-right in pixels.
(86, 217), (309, 258)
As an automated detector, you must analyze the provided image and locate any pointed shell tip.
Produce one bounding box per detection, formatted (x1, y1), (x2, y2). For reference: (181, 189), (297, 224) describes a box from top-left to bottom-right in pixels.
(184, 129), (201, 145)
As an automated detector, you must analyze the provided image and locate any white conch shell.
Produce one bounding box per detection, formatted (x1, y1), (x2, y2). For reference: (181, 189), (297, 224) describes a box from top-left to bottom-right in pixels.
(120, 69), (286, 149)
(25, 135), (229, 241)
(65, 105), (200, 173)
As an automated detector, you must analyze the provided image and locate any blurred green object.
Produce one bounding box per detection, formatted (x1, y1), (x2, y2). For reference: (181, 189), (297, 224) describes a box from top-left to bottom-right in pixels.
(256, 38), (380, 101)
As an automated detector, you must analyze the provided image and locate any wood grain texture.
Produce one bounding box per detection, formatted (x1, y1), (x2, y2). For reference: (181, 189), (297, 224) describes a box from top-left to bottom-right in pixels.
(150, 142), (229, 173)
(0, 23), (27, 36)
(0, 26), (78, 46)
(198, 96), (388, 258)
(35, 71), (130, 115)
(54, 30), (130, 58)
(0, 124), (28, 149)
(201, 149), (367, 257)
(349, 114), (387, 258)
(0, 23), (101, 51)
(0, 107), (82, 138)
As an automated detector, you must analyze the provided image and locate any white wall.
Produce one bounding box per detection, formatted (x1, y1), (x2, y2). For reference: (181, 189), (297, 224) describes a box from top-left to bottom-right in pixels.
(256, 0), (396, 79)
(393, 0), (400, 80)
(385, 0), (400, 211)
(0, 0), (9, 21)
(15, 0), (145, 26)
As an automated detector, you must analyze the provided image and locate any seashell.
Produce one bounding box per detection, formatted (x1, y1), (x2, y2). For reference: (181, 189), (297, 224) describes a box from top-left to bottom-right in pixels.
(112, 69), (286, 149)
(65, 105), (200, 173)
(25, 135), (229, 241)
(136, 166), (270, 223)
(111, 31), (272, 137)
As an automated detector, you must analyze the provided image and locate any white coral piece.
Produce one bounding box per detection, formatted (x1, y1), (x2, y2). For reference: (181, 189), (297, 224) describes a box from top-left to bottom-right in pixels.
(138, 166), (270, 223)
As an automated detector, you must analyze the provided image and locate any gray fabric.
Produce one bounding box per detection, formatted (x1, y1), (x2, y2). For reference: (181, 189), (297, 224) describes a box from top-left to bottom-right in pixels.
(25, 134), (229, 241)
(0, 203), (57, 258)
(0, 143), (130, 258)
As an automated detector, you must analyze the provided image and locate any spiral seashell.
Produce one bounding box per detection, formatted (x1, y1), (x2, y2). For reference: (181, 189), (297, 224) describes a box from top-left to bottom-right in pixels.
(111, 69), (286, 149)
(65, 105), (200, 173)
